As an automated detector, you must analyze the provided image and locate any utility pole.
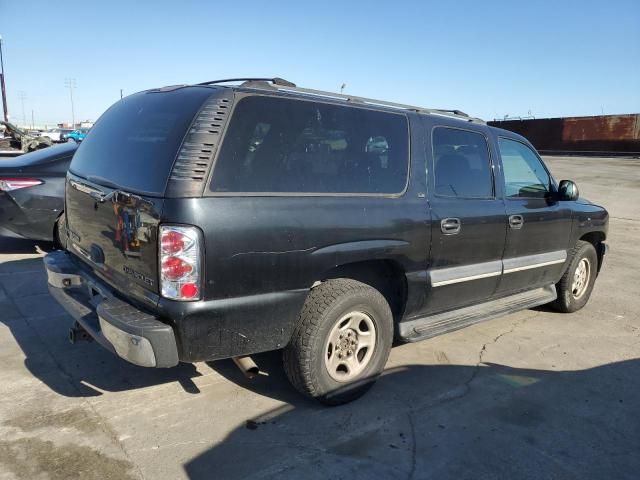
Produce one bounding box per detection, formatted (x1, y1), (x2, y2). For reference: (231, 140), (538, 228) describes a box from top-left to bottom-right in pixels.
(18, 90), (26, 127)
(64, 78), (76, 127)
(120, 89), (123, 99)
(31, 109), (34, 129)
(0, 35), (8, 122)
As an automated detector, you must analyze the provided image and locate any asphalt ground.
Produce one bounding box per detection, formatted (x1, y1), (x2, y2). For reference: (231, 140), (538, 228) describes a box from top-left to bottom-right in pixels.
(0, 155), (638, 479)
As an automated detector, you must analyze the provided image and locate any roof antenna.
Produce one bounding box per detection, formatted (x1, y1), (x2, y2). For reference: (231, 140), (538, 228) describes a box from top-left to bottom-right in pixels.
(340, 83), (346, 94)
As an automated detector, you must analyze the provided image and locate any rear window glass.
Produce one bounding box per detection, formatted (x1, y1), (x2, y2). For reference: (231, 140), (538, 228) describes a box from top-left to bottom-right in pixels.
(70, 88), (213, 195)
(210, 96), (409, 194)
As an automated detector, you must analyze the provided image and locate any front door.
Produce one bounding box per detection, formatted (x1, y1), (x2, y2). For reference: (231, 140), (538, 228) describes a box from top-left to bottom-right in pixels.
(420, 123), (507, 315)
(493, 136), (573, 295)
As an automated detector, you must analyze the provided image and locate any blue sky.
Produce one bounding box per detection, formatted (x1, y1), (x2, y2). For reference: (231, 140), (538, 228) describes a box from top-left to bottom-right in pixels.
(1, 0), (638, 126)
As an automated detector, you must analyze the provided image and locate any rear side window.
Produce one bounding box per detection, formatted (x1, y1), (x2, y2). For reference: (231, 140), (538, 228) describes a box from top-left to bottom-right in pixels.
(70, 88), (214, 195)
(432, 127), (493, 198)
(498, 137), (551, 198)
(210, 96), (409, 194)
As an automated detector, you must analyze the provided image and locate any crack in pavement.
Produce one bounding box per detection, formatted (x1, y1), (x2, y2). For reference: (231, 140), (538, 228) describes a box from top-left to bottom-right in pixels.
(458, 313), (537, 400)
(406, 411), (417, 480)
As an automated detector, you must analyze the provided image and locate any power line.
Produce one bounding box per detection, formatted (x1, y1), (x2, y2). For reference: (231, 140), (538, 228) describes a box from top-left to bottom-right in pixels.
(64, 78), (77, 127)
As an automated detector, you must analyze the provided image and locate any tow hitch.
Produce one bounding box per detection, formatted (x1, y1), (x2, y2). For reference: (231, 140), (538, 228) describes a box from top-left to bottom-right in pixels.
(68, 321), (93, 344)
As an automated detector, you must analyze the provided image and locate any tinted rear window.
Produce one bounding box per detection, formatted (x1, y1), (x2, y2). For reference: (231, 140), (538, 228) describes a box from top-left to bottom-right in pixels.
(210, 96), (409, 194)
(70, 88), (213, 195)
(433, 127), (493, 198)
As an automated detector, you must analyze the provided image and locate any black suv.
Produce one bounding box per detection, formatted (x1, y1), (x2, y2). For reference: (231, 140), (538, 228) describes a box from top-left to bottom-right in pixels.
(45, 78), (608, 405)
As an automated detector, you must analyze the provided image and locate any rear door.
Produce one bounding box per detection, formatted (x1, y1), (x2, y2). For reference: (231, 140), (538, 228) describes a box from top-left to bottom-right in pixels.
(493, 135), (572, 294)
(420, 121), (507, 315)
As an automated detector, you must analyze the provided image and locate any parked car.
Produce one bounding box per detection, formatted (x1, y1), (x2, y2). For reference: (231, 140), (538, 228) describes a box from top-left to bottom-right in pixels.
(44, 78), (608, 405)
(0, 120), (52, 153)
(40, 128), (74, 143)
(0, 142), (77, 245)
(65, 129), (89, 143)
(39, 128), (61, 142)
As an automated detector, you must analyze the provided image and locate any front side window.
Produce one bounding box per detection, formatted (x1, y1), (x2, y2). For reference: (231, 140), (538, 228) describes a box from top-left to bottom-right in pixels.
(498, 137), (551, 198)
(432, 127), (493, 198)
(210, 96), (409, 194)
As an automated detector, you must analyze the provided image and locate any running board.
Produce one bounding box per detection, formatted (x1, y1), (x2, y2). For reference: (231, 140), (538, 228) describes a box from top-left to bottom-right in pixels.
(398, 285), (556, 342)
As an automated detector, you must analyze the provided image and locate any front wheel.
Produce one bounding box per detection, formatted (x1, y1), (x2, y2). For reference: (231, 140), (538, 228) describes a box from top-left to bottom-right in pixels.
(283, 279), (393, 405)
(552, 240), (598, 313)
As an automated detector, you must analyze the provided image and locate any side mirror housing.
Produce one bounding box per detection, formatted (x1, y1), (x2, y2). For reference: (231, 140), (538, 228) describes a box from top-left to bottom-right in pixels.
(558, 179), (579, 201)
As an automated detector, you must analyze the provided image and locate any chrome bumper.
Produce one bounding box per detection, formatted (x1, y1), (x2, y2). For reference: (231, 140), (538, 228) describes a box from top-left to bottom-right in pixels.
(44, 250), (179, 368)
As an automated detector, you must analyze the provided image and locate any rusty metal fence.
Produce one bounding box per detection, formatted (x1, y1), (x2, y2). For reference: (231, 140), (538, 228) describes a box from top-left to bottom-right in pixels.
(489, 114), (640, 156)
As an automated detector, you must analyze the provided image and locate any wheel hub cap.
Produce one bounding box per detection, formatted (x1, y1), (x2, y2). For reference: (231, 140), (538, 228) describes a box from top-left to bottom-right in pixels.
(571, 258), (590, 299)
(324, 311), (377, 382)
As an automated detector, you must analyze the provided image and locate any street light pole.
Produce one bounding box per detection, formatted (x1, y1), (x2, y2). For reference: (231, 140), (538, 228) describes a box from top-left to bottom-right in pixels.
(64, 78), (76, 127)
(0, 35), (9, 122)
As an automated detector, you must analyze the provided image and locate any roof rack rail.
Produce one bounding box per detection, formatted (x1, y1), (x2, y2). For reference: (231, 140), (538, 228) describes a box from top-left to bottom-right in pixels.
(434, 109), (470, 117)
(236, 82), (484, 124)
(197, 77), (296, 87)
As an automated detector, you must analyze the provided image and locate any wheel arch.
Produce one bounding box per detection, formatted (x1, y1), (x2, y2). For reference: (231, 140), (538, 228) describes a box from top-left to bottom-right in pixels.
(315, 259), (408, 325)
(579, 231), (606, 273)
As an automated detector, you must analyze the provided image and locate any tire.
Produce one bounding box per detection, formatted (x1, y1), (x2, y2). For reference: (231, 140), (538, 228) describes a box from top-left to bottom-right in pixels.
(54, 212), (67, 249)
(283, 279), (393, 405)
(552, 240), (598, 313)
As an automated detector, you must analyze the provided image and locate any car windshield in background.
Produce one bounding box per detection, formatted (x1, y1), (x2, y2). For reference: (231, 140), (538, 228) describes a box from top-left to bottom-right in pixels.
(210, 96), (409, 194)
(69, 87), (214, 195)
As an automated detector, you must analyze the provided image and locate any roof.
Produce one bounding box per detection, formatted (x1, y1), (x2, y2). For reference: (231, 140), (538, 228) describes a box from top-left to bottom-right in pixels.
(193, 78), (486, 125)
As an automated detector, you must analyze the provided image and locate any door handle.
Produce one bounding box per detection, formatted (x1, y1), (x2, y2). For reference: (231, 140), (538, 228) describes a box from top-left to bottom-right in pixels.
(441, 218), (461, 235)
(509, 215), (524, 229)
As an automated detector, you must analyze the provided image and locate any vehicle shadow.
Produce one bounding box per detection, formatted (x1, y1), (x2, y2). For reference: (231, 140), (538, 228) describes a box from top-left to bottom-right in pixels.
(0, 234), (54, 254)
(0, 253), (204, 397)
(207, 351), (316, 407)
(185, 359), (640, 480)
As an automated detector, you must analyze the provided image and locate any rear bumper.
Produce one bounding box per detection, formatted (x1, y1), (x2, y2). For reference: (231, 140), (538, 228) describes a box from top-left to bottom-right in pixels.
(44, 250), (179, 368)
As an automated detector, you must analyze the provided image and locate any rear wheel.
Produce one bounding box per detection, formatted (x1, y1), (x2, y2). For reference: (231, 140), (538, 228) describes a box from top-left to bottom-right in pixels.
(53, 212), (67, 249)
(283, 279), (393, 405)
(552, 240), (598, 313)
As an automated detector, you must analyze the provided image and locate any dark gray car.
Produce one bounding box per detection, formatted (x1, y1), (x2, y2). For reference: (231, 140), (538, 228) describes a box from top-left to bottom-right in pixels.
(0, 142), (77, 244)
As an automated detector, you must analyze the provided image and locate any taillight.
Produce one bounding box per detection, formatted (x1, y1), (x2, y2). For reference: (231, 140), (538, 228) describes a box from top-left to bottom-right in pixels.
(0, 178), (43, 191)
(159, 226), (202, 301)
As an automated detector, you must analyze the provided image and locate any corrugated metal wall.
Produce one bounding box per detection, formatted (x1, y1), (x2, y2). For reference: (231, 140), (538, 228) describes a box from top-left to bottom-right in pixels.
(488, 114), (640, 155)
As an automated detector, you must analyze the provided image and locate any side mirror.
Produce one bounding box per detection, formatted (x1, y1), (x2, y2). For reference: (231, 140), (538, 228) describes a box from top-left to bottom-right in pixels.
(558, 179), (579, 201)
